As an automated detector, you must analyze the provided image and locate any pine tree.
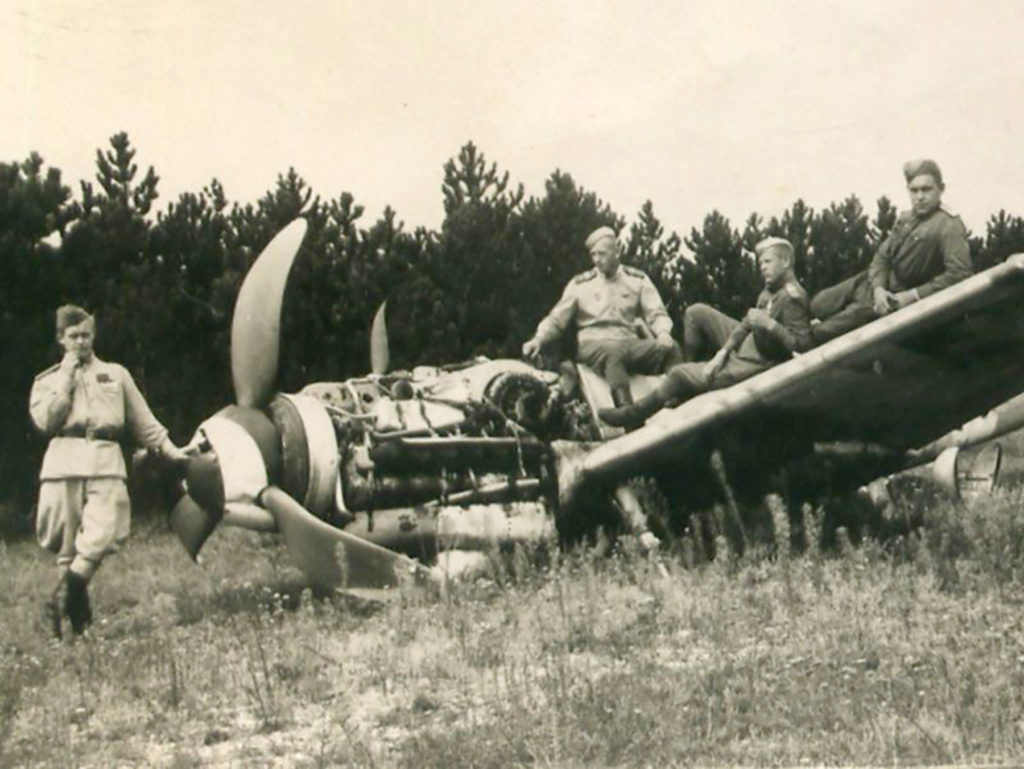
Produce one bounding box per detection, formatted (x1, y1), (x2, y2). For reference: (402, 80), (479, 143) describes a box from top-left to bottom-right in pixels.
(516, 171), (624, 360)
(806, 196), (872, 295)
(975, 210), (1024, 272)
(427, 142), (525, 360)
(623, 200), (684, 324)
(678, 211), (758, 317)
(58, 133), (164, 392)
(0, 154), (74, 525)
(148, 180), (238, 428)
(870, 196), (898, 250)
(773, 199), (814, 287)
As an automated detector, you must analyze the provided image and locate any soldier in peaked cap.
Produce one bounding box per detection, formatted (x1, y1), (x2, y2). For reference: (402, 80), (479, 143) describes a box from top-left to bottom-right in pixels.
(810, 158), (972, 343)
(600, 237), (813, 429)
(29, 305), (190, 639)
(522, 226), (683, 405)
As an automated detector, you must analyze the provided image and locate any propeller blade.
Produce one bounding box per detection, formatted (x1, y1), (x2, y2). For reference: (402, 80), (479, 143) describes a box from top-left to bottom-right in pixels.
(370, 300), (390, 375)
(170, 493), (222, 560)
(260, 485), (429, 591)
(231, 218), (309, 407)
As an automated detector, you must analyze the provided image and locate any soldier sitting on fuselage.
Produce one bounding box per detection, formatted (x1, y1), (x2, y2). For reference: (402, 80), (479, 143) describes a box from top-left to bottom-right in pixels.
(522, 226), (683, 406)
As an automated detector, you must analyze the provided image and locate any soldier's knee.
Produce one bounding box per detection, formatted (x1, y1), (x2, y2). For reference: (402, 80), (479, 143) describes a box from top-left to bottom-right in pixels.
(665, 365), (704, 393)
(684, 303), (714, 323)
(665, 367), (685, 390)
(809, 293), (828, 319)
(662, 343), (684, 369)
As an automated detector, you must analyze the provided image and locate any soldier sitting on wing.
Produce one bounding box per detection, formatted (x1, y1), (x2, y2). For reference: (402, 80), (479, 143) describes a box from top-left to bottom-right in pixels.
(599, 237), (813, 429)
(522, 225), (683, 406)
(810, 158), (972, 344)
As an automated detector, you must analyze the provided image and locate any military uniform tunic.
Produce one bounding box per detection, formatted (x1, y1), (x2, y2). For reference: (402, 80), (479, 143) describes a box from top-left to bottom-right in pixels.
(30, 356), (171, 576)
(534, 265), (674, 346)
(811, 207), (971, 343)
(868, 208), (972, 299)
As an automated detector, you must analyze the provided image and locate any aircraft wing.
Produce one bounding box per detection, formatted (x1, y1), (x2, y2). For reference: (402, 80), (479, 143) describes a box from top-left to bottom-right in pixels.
(580, 254), (1024, 481)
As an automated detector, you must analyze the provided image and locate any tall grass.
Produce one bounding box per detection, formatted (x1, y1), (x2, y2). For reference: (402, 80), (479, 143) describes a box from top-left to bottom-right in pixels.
(2, 492), (1024, 767)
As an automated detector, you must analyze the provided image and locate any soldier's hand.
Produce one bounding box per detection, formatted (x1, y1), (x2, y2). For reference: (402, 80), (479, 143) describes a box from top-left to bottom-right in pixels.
(703, 350), (728, 379)
(873, 287), (895, 316)
(892, 290), (917, 310)
(59, 351), (82, 377)
(522, 338), (542, 361)
(160, 441), (192, 464)
(634, 319), (654, 340)
(654, 333), (676, 351)
(745, 308), (773, 330)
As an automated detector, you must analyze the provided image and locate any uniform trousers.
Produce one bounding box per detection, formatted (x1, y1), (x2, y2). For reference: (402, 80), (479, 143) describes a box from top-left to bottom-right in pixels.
(664, 304), (775, 402)
(682, 303), (738, 360)
(808, 272), (878, 344)
(36, 477), (130, 579)
(577, 337), (683, 391)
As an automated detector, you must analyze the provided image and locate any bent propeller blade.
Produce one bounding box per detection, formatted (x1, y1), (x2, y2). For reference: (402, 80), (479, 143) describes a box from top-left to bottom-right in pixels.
(370, 300), (390, 375)
(231, 218), (309, 408)
(260, 485), (429, 591)
(169, 493), (221, 561)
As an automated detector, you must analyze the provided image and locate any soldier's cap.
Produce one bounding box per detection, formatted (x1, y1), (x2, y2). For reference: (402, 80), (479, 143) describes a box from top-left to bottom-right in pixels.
(754, 236), (794, 260)
(903, 158), (943, 186)
(585, 225), (618, 251)
(56, 304), (94, 334)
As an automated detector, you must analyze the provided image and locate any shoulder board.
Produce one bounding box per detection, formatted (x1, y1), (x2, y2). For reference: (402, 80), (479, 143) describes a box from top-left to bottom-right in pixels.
(573, 269), (598, 284)
(621, 265), (647, 279)
(939, 205), (961, 220)
(784, 281), (806, 299)
(34, 363), (60, 381)
(896, 210), (916, 224)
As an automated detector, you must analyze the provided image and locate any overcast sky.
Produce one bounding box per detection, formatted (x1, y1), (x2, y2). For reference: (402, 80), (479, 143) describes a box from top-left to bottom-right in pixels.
(4, 0), (1023, 239)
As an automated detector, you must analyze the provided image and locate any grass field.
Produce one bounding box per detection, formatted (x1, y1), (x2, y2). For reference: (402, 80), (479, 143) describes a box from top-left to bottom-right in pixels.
(2, 491), (1024, 768)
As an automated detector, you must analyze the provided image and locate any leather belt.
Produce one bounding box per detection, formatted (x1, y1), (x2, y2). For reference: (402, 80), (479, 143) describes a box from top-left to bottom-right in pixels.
(59, 426), (122, 441)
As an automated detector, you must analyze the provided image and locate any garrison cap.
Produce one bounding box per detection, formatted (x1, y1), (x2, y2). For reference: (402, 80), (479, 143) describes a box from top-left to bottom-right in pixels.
(903, 158), (943, 186)
(56, 304), (93, 334)
(585, 226), (618, 251)
(754, 236), (794, 260)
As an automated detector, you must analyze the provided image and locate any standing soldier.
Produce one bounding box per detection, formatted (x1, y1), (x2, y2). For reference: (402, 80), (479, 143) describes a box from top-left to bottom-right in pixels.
(30, 305), (189, 639)
(522, 226), (683, 406)
(599, 237), (813, 428)
(810, 159), (972, 343)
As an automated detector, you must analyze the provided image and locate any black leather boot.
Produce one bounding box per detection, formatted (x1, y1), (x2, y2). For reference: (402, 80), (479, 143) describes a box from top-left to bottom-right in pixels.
(63, 571), (92, 636)
(598, 391), (664, 429)
(43, 579), (64, 640)
(611, 386), (634, 407)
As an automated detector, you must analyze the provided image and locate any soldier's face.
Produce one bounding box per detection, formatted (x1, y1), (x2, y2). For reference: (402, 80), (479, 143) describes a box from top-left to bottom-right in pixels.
(759, 248), (791, 289)
(59, 320), (95, 361)
(907, 174), (943, 217)
(589, 237), (620, 276)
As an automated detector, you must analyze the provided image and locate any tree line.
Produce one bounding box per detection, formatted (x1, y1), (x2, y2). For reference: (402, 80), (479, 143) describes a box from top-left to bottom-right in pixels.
(3, 133), (1024, 530)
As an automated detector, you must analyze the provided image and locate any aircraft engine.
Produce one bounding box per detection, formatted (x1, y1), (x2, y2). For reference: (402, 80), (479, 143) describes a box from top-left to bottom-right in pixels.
(286, 362), (570, 562)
